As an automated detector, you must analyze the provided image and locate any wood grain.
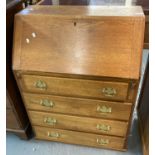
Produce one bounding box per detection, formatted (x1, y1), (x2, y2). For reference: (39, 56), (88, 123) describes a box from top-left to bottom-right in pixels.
(15, 5), (144, 17)
(34, 126), (125, 150)
(12, 5), (144, 150)
(21, 74), (129, 101)
(23, 93), (132, 121)
(29, 111), (128, 137)
(13, 6), (145, 80)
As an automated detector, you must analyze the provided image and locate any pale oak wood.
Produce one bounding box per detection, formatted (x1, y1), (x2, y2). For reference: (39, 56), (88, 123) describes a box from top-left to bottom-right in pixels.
(20, 74), (129, 101)
(34, 126), (126, 150)
(23, 93), (132, 121)
(29, 111), (128, 137)
(12, 6), (145, 150)
(16, 70), (139, 103)
(15, 5), (144, 17)
(13, 6), (145, 80)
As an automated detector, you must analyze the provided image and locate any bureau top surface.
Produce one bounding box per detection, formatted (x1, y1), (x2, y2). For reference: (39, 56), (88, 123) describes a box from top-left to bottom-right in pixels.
(17, 5), (144, 17)
(13, 6), (145, 80)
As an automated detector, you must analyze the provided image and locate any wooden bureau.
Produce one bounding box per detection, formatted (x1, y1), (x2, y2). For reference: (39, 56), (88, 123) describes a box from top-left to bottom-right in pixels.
(13, 6), (145, 151)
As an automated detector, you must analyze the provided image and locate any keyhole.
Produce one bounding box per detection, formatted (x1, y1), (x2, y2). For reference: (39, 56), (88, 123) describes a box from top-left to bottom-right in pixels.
(74, 22), (77, 26)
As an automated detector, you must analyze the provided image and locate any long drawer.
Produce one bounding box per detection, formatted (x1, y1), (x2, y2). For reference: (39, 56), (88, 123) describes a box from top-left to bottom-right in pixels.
(29, 111), (128, 137)
(21, 75), (129, 101)
(34, 126), (125, 150)
(23, 93), (132, 121)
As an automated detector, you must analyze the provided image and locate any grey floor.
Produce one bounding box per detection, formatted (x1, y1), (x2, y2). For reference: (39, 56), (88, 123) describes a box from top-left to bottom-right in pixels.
(6, 50), (148, 155)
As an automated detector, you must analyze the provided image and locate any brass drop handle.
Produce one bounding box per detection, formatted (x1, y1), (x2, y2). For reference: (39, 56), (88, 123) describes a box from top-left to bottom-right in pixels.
(47, 132), (60, 138)
(97, 106), (112, 114)
(102, 87), (116, 97)
(34, 80), (47, 90)
(44, 117), (57, 125)
(97, 138), (109, 145)
(40, 99), (54, 107)
(30, 99), (54, 108)
(96, 124), (111, 132)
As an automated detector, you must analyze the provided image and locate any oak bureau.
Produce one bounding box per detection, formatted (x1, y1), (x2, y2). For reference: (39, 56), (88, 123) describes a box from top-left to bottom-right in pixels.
(13, 5), (145, 151)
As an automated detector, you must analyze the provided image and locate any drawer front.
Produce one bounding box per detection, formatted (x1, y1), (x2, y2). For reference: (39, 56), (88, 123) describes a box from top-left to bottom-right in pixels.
(23, 93), (132, 121)
(6, 109), (20, 129)
(29, 111), (128, 137)
(34, 126), (125, 150)
(21, 75), (129, 101)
